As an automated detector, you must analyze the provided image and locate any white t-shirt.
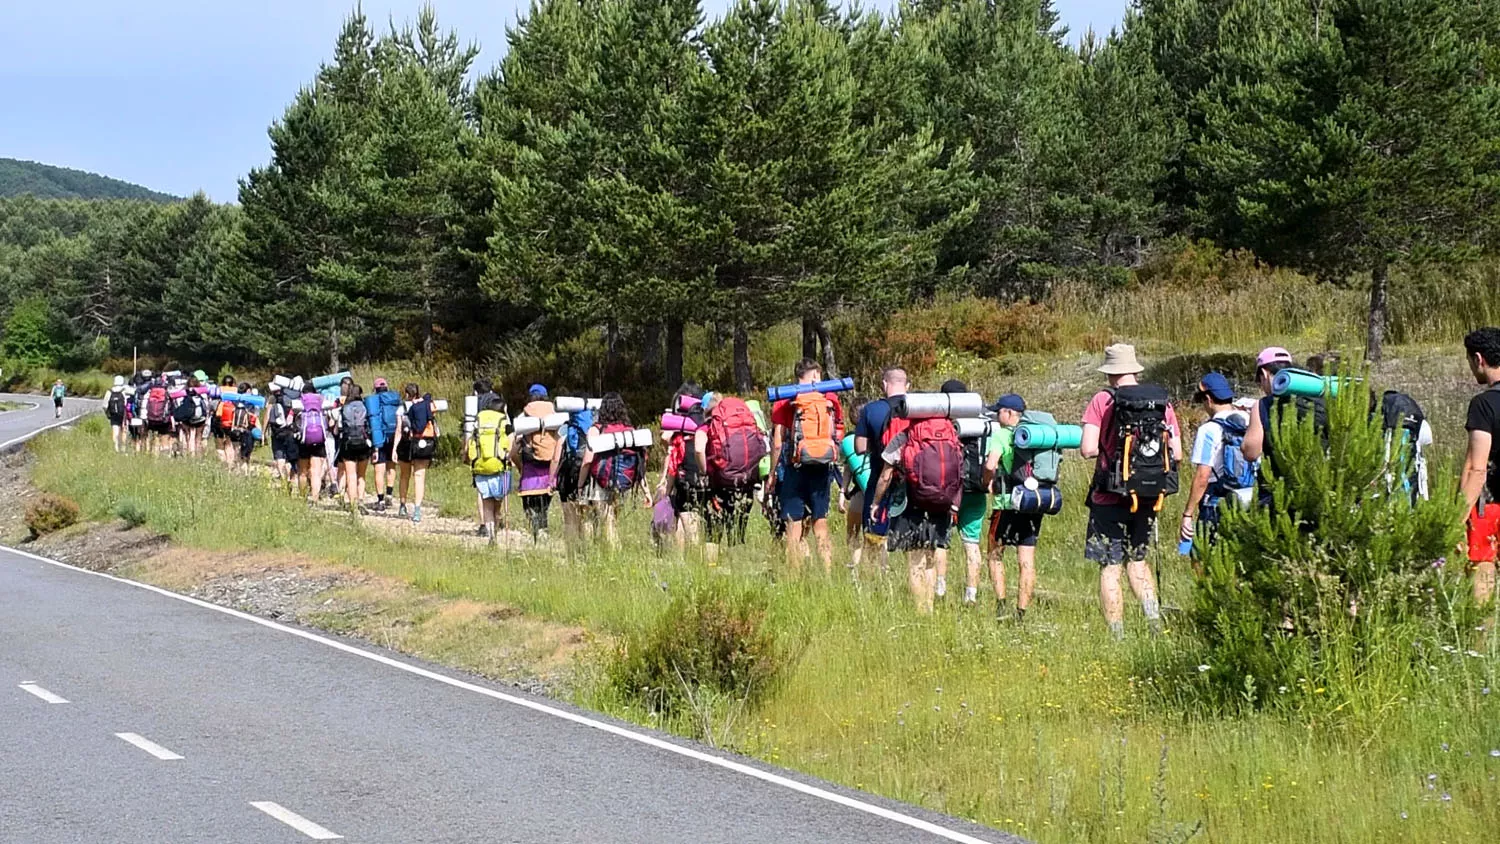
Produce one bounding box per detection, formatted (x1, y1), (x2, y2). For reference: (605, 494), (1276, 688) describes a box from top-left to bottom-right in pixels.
(1192, 408), (1254, 505)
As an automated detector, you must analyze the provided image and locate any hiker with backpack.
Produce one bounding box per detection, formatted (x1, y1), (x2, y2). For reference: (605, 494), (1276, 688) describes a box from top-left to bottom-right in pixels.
(555, 392), (596, 543)
(1461, 328), (1500, 605)
(981, 393), (1062, 621)
(50, 379), (65, 419)
(852, 367), (908, 574)
(130, 370), (152, 452)
(366, 378), (403, 511)
(173, 375), (211, 459)
(213, 375), (238, 466)
(232, 382), (262, 475)
(295, 381), (330, 503)
(467, 395), (513, 545)
(466, 378), (503, 536)
(575, 392), (646, 548)
(107, 376), (128, 453)
(511, 384), (562, 541)
(142, 375), (174, 457)
(338, 383), (373, 512)
(266, 380), (299, 492)
(1239, 347), (1324, 504)
(868, 389), (964, 615)
(940, 380), (991, 606)
(696, 391), (769, 561)
(1181, 373), (1255, 561)
(1080, 344), (1181, 639)
(765, 359), (843, 575)
(657, 382), (707, 553)
(392, 383), (437, 523)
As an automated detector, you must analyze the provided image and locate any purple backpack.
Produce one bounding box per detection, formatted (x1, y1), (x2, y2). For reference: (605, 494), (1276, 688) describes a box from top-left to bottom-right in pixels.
(298, 394), (326, 445)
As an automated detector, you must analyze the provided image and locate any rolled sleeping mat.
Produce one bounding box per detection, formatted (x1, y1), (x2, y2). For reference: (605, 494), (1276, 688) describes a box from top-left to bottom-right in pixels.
(219, 391), (267, 409)
(955, 418), (993, 439)
(556, 396), (603, 412)
(431, 399), (449, 413)
(675, 394), (702, 412)
(463, 395), (480, 436)
(660, 412), (700, 433)
(1014, 423), (1084, 450)
(272, 374), (293, 390)
(766, 377), (855, 403)
(169, 388), (186, 400)
(1272, 368), (1340, 398)
(310, 371), (352, 392)
(840, 434), (870, 492)
(317, 385), (342, 402)
(512, 411), (570, 436)
(891, 392), (984, 420)
(1011, 484), (1063, 515)
(163, 370), (183, 380)
(588, 428), (654, 454)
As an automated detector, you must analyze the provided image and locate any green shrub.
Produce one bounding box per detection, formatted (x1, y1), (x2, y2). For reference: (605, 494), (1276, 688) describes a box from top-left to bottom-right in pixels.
(1186, 366), (1469, 716)
(609, 581), (793, 719)
(115, 499), (148, 529)
(25, 493), (80, 538)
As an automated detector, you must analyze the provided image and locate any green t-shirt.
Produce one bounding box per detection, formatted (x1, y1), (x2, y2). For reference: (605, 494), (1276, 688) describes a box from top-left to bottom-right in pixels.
(987, 425), (1016, 511)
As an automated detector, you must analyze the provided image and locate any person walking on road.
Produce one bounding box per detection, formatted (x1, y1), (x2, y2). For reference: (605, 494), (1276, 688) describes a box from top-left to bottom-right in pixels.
(50, 379), (65, 418)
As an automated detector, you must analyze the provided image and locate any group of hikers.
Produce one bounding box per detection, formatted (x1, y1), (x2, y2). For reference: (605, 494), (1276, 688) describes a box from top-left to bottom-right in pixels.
(100, 327), (1500, 637)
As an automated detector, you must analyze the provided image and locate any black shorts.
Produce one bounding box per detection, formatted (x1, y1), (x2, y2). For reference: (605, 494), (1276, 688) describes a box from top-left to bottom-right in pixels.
(396, 439), (413, 464)
(108, 414), (125, 427)
(887, 505), (952, 552)
(272, 432), (299, 463)
(704, 483), (754, 545)
(989, 510), (1043, 548)
(299, 442), (327, 462)
(371, 442), (394, 465)
(239, 432), (256, 460)
(147, 422), (172, 436)
(670, 481), (707, 515)
(53, 397), (63, 408)
(1084, 500), (1156, 566)
(340, 442), (372, 463)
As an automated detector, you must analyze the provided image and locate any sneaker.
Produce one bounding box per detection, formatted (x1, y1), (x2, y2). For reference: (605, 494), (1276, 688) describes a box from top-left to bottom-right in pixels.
(475, 524), (489, 537)
(485, 525), (497, 546)
(411, 505), (423, 524)
(398, 504), (409, 518)
(373, 498), (388, 513)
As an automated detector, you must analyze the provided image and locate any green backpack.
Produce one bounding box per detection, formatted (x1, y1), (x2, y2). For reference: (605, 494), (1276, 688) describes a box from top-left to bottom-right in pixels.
(1010, 409), (1062, 486)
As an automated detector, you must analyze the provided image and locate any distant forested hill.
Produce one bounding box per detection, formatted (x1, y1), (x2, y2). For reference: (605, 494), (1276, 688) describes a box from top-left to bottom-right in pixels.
(0, 158), (177, 202)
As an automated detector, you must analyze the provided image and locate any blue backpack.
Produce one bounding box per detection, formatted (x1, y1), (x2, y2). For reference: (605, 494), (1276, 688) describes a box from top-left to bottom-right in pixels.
(366, 390), (402, 447)
(564, 408), (594, 457)
(1208, 416), (1257, 497)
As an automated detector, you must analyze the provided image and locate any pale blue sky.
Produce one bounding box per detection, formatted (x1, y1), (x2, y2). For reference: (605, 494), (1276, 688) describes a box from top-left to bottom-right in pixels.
(0, 0), (1127, 202)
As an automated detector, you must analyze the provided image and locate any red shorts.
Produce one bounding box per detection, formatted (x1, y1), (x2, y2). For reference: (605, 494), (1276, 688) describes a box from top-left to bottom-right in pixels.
(1467, 504), (1500, 563)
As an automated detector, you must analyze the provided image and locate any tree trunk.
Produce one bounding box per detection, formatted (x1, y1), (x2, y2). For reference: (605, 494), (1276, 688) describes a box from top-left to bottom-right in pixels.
(665, 318), (685, 389)
(422, 266), (434, 359)
(642, 322), (662, 383)
(328, 318), (341, 372)
(815, 317), (839, 378)
(1366, 259), (1389, 363)
(605, 319), (621, 379)
(733, 322), (752, 395)
(801, 317), (818, 360)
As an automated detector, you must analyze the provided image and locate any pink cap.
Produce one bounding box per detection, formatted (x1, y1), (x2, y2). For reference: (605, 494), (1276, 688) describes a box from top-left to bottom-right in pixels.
(373, 377), (389, 388)
(1256, 347), (1293, 368)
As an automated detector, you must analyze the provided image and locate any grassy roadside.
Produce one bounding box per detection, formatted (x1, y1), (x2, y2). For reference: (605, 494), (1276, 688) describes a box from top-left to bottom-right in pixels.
(22, 403), (1500, 844)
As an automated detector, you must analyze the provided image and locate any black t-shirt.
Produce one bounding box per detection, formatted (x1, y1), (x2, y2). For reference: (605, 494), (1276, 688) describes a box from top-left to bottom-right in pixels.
(1466, 387), (1500, 499)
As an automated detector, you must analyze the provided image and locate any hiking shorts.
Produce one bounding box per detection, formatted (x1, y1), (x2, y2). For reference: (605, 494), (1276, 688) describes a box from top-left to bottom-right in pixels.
(53, 397), (63, 409)
(989, 510), (1043, 549)
(957, 492), (988, 545)
(239, 432), (256, 460)
(272, 432), (298, 463)
(298, 441), (327, 462)
(887, 504), (952, 552)
(371, 442), (394, 465)
(1468, 503), (1500, 564)
(108, 412), (125, 427)
(1085, 501), (1155, 566)
(705, 484), (754, 546)
(341, 442), (372, 463)
(670, 481), (707, 515)
(147, 421), (172, 436)
(779, 464), (832, 522)
(474, 473), (512, 501)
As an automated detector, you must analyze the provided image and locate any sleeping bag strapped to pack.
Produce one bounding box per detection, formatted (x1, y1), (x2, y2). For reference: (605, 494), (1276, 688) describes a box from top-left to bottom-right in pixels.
(1097, 385), (1179, 513)
(590, 422), (644, 491)
(468, 409), (511, 475)
(297, 393), (326, 445)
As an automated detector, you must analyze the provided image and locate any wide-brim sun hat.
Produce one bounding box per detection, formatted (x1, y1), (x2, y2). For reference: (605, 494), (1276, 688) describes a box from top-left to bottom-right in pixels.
(1097, 343), (1144, 375)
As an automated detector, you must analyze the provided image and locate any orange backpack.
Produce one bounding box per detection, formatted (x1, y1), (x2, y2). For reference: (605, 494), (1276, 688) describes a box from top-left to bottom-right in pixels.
(791, 392), (836, 466)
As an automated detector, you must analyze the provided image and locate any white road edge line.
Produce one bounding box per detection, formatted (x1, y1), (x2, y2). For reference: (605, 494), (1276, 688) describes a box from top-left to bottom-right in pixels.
(114, 732), (184, 761)
(250, 802), (343, 840)
(6, 545), (1001, 844)
(18, 682), (69, 704)
(0, 401), (98, 452)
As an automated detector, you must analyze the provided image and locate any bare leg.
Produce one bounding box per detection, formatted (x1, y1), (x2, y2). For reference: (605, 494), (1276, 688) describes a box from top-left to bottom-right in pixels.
(812, 518), (832, 575)
(1100, 563), (1125, 637)
(604, 500), (619, 548)
(1475, 560), (1496, 605)
(1125, 558), (1161, 628)
(1017, 545), (1037, 612)
(908, 548), (935, 614)
(413, 463), (427, 506)
(785, 518), (806, 574)
(932, 546), (949, 599)
(988, 546), (1007, 602)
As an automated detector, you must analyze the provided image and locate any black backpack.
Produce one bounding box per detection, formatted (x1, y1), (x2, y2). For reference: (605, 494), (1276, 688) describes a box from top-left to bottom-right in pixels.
(1379, 391), (1424, 440)
(1259, 393), (1329, 465)
(107, 390), (125, 418)
(960, 435), (988, 494)
(1097, 384), (1179, 511)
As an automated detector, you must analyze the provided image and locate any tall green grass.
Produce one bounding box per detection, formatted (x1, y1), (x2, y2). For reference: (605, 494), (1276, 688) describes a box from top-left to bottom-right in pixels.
(28, 415), (1500, 843)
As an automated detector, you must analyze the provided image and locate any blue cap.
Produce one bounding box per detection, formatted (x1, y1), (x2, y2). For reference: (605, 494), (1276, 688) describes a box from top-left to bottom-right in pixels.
(1196, 372), (1235, 402)
(989, 393), (1026, 413)
(528, 383), (548, 399)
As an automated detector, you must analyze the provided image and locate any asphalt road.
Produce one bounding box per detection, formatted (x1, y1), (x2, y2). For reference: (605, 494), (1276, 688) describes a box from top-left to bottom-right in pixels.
(0, 406), (1020, 843)
(0, 392), (100, 452)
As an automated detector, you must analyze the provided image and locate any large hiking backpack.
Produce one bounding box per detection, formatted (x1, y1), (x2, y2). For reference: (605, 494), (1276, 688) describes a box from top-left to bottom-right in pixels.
(1207, 415), (1258, 498)
(341, 400), (372, 448)
(1259, 392), (1328, 465)
(145, 386), (170, 425)
(468, 409), (511, 475)
(107, 389), (125, 419)
(231, 403), (256, 437)
(706, 397), (768, 486)
(1098, 384), (1179, 512)
(591, 423), (645, 491)
(1013, 409), (1063, 487)
(900, 417), (963, 511)
(558, 408), (594, 488)
(958, 426), (988, 494)
(297, 394), (326, 445)
(790, 392), (836, 466)
(1379, 390), (1428, 501)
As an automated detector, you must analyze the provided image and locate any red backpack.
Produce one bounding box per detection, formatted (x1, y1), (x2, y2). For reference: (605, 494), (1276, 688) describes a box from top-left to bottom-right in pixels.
(145, 386), (170, 425)
(705, 398), (768, 486)
(899, 417), (962, 511)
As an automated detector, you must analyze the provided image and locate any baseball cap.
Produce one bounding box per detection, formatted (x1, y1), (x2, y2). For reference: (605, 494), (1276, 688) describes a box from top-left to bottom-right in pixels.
(113, 375), (125, 387)
(939, 379), (968, 394)
(1195, 372), (1235, 402)
(192, 369), (208, 381)
(1256, 346), (1293, 368)
(528, 383), (549, 399)
(373, 377), (389, 389)
(141, 369), (153, 377)
(988, 393), (1026, 413)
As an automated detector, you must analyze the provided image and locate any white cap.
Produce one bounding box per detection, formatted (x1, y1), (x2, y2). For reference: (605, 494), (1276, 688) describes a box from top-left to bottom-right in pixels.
(113, 375), (125, 387)
(142, 369), (153, 377)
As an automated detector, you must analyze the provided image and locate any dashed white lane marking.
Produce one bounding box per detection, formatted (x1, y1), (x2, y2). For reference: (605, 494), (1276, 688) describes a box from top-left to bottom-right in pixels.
(6, 545), (1004, 844)
(114, 732), (184, 761)
(249, 802), (343, 840)
(18, 682), (68, 704)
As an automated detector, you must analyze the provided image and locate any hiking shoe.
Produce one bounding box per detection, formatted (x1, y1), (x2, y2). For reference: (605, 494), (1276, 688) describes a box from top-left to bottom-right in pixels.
(475, 525), (489, 537)
(411, 505), (423, 524)
(397, 504), (409, 518)
(373, 499), (388, 513)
